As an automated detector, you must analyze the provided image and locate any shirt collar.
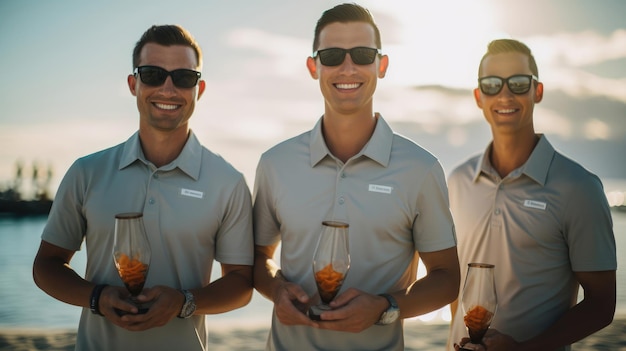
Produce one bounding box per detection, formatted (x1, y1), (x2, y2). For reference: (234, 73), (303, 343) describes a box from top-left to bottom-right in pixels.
(521, 134), (554, 186)
(119, 130), (203, 180)
(473, 134), (555, 186)
(309, 113), (393, 167)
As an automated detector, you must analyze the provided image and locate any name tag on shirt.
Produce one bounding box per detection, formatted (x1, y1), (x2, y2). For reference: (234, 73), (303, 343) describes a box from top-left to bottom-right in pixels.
(524, 199), (546, 210)
(369, 184), (393, 194)
(181, 188), (204, 199)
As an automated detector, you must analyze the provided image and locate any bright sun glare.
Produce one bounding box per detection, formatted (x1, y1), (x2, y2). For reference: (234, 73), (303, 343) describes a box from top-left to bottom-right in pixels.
(366, 0), (509, 88)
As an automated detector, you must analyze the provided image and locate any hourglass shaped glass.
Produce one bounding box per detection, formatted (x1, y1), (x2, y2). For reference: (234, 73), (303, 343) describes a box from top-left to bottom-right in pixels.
(460, 263), (497, 350)
(112, 212), (151, 314)
(308, 221), (350, 321)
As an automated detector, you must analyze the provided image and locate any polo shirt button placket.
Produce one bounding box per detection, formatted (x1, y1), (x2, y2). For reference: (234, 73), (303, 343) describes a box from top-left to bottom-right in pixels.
(490, 180), (503, 226)
(148, 171), (158, 206)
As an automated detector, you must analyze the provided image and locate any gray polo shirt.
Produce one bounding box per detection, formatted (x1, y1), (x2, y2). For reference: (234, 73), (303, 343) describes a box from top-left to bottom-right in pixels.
(42, 131), (254, 351)
(447, 135), (616, 350)
(254, 115), (457, 351)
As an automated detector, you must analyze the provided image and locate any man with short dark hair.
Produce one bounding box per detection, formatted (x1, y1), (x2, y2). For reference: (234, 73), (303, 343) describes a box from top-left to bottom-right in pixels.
(33, 24), (254, 350)
(253, 4), (460, 350)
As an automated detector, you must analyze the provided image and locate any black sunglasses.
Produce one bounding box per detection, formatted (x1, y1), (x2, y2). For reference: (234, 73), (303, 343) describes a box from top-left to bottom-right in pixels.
(312, 47), (381, 66)
(134, 65), (201, 88)
(478, 74), (538, 96)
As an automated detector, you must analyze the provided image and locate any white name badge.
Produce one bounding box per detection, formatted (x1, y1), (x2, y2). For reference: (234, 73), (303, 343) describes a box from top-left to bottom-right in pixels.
(368, 184), (393, 194)
(181, 188), (204, 199)
(524, 199), (547, 210)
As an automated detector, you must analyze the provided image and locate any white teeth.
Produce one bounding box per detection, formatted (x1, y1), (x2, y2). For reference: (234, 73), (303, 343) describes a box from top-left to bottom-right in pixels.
(155, 103), (179, 110)
(336, 83), (360, 89)
(497, 109), (515, 114)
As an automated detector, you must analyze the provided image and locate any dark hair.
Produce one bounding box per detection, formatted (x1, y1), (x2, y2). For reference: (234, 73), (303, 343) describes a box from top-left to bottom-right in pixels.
(312, 3), (381, 52)
(478, 39), (538, 78)
(132, 25), (202, 69)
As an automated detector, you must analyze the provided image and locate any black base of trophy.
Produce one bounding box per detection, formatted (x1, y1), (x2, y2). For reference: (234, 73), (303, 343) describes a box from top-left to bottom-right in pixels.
(308, 304), (331, 321)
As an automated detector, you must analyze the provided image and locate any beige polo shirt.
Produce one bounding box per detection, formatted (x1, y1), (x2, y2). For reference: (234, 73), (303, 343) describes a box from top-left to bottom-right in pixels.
(254, 115), (457, 351)
(43, 131), (254, 351)
(447, 135), (616, 350)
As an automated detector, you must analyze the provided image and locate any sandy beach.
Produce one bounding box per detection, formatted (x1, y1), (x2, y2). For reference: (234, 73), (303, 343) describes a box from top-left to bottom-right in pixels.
(1, 317), (624, 351)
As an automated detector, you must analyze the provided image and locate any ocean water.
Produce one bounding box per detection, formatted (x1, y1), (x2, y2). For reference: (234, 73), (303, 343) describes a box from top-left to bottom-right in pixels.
(1, 190), (625, 330)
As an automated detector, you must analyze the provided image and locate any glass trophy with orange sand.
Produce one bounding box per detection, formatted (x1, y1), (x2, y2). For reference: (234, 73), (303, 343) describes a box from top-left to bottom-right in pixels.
(460, 263), (497, 351)
(112, 212), (151, 314)
(308, 221), (350, 321)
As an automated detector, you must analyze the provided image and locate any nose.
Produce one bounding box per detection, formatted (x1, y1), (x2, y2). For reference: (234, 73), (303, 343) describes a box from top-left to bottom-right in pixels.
(158, 76), (177, 95)
(497, 84), (516, 98)
(338, 53), (358, 72)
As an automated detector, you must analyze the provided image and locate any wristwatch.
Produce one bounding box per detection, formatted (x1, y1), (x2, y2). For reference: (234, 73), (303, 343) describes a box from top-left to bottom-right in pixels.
(178, 289), (196, 319)
(376, 293), (400, 325)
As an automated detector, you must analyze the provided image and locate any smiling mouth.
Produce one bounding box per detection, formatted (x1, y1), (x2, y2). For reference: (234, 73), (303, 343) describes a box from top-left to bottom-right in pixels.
(495, 108), (518, 114)
(154, 102), (180, 110)
(335, 83), (361, 90)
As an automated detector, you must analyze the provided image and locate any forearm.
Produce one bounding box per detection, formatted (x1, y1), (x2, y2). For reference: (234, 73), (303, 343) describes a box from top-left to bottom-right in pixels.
(401, 265), (459, 318)
(394, 247), (460, 318)
(521, 294), (615, 350)
(512, 270), (616, 350)
(253, 244), (283, 302)
(194, 266), (253, 314)
(33, 255), (93, 308)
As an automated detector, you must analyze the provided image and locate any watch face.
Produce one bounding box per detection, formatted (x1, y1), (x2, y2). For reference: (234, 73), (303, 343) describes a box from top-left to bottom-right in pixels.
(377, 294), (399, 325)
(179, 290), (196, 318)
(183, 303), (195, 317)
(382, 309), (399, 324)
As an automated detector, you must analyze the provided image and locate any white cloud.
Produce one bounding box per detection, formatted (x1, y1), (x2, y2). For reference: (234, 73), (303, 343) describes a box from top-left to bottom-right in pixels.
(527, 29), (626, 102)
(533, 106), (573, 139)
(530, 29), (626, 67)
(375, 86), (479, 125)
(226, 27), (310, 78)
(583, 118), (611, 140)
(541, 67), (626, 103)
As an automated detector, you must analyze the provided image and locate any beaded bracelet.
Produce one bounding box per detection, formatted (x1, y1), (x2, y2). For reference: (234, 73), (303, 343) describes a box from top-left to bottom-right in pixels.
(90, 284), (108, 316)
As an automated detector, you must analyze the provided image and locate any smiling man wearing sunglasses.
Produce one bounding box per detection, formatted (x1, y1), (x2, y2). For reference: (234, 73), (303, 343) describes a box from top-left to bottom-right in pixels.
(448, 39), (616, 351)
(253, 3), (460, 350)
(33, 25), (254, 350)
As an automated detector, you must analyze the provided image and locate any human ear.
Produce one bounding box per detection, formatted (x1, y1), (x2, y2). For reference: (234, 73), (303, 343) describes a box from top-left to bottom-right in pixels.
(306, 56), (318, 79)
(534, 82), (544, 103)
(473, 88), (483, 109)
(197, 80), (206, 100)
(378, 55), (389, 78)
(127, 74), (137, 96)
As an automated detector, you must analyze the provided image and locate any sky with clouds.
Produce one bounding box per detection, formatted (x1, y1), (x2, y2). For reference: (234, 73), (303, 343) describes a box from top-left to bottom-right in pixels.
(1, 0), (625, 192)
